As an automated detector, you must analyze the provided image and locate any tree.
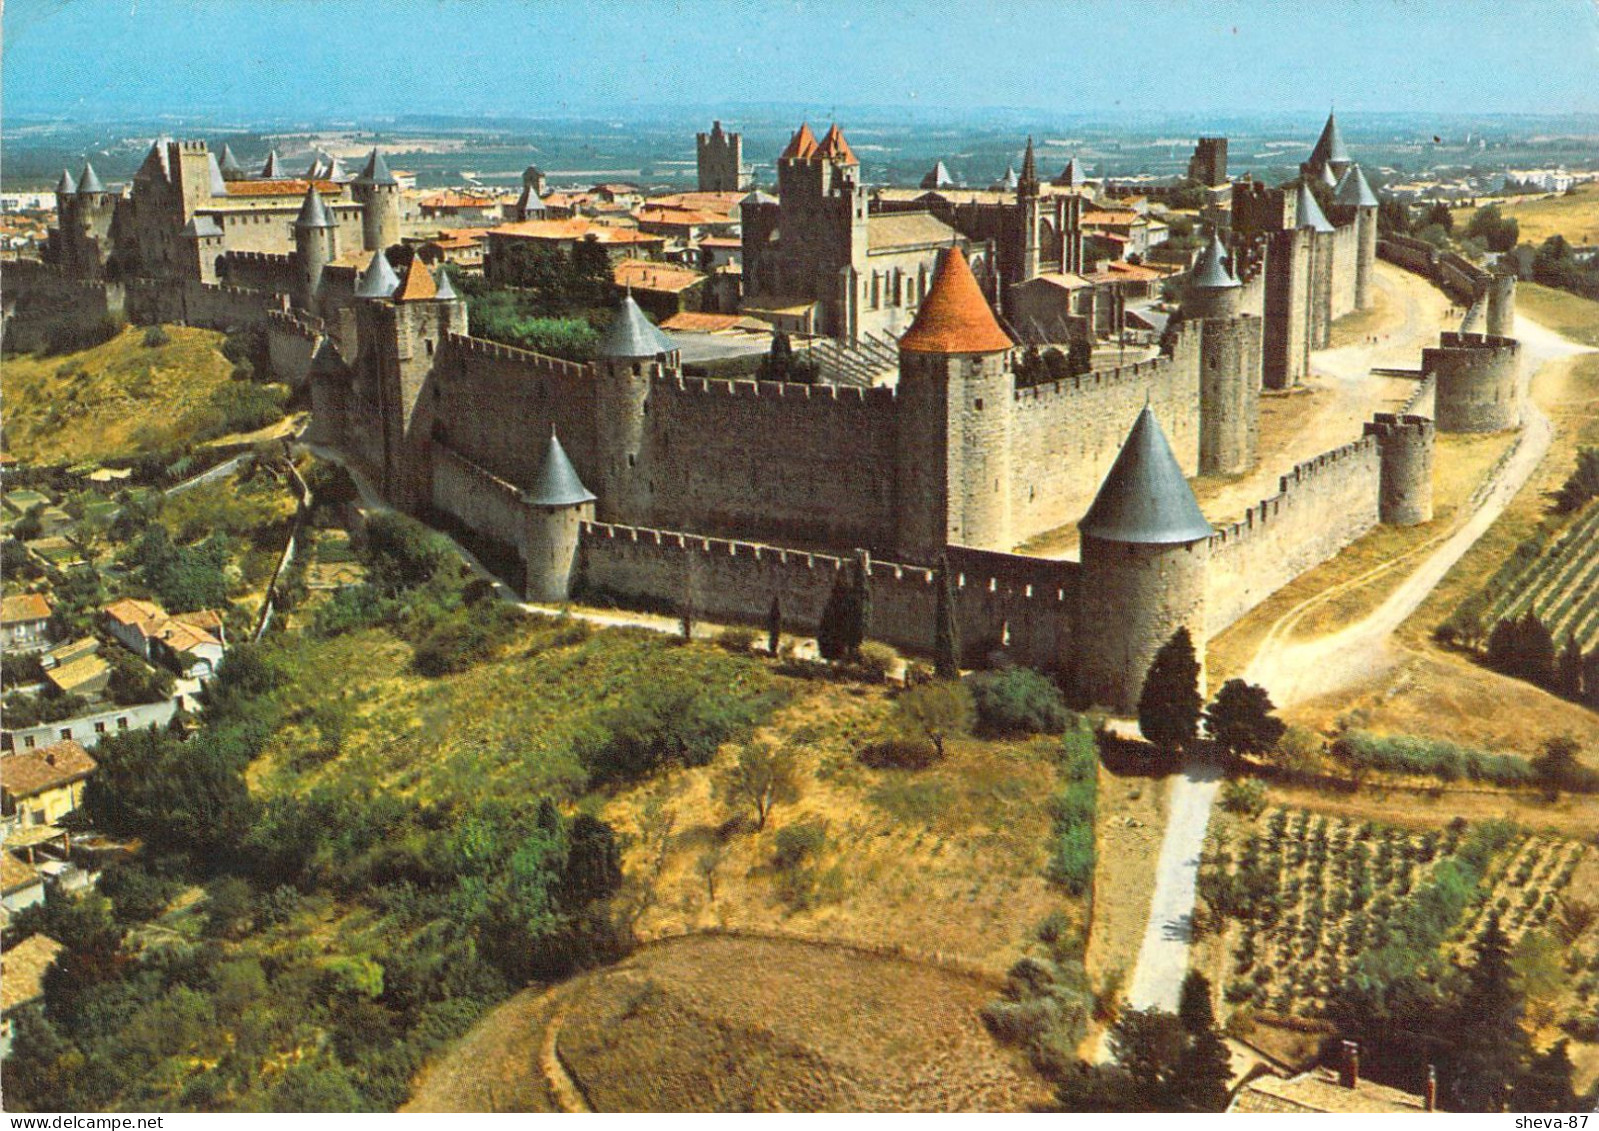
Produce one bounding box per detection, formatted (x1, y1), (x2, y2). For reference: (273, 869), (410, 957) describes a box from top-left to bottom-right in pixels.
(1465, 206), (1520, 253)
(1138, 627), (1203, 751)
(851, 557), (872, 658)
(894, 681), (974, 759)
(1552, 447), (1599, 513)
(1378, 197), (1412, 237)
(817, 562), (869, 662)
(1448, 913), (1530, 1111)
(1107, 1007), (1185, 1108)
(718, 741), (800, 830)
(559, 814), (623, 904)
(1204, 679), (1287, 757)
(1174, 972), (1233, 1112)
(933, 553), (960, 679)
(359, 512), (450, 593)
(1530, 735), (1583, 792)
(1511, 1040), (1579, 1113)
(767, 594), (783, 655)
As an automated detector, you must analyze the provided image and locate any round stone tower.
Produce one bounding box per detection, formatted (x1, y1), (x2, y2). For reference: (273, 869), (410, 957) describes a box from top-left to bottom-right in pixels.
(1333, 163), (1381, 311)
(1424, 332), (1521, 433)
(1486, 271), (1516, 338)
(523, 431), (598, 601)
(1364, 412), (1434, 526)
(351, 148), (402, 253)
(1182, 232), (1242, 321)
(593, 293), (678, 526)
(893, 246), (1016, 561)
(1075, 406), (1214, 715)
(293, 184), (338, 315)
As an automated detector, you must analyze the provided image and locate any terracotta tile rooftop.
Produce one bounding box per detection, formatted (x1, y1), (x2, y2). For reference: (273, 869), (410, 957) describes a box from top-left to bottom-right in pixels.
(223, 179), (341, 198)
(1081, 209), (1142, 226)
(660, 311), (765, 333)
(1, 740), (98, 799)
(698, 236), (743, 248)
(420, 190), (507, 209)
(1230, 1068), (1430, 1114)
(103, 597), (167, 633)
(613, 258), (705, 294)
(897, 247), (1013, 355)
(1, 853), (41, 896)
(781, 123), (820, 161)
(2, 935), (64, 1014)
(816, 123), (859, 166)
(489, 218), (663, 245)
(394, 255), (439, 302)
(646, 191), (742, 214)
(1, 593), (52, 625)
(45, 653), (109, 695)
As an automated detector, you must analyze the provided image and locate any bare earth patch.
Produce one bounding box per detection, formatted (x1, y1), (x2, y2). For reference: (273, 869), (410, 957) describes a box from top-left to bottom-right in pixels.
(554, 933), (1051, 1112)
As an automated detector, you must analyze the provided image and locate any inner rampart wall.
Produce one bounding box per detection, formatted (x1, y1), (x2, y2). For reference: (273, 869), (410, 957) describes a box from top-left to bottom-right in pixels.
(432, 443), (532, 559)
(646, 377), (902, 553)
(1009, 329), (1202, 544)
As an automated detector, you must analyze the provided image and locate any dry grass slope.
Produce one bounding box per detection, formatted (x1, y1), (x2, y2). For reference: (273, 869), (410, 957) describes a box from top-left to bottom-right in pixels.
(555, 933), (1051, 1112)
(2, 326), (237, 464)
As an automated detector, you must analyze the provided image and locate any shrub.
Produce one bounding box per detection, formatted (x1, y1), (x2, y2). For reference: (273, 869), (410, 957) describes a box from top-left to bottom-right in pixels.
(142, 326), (171, 348)
(771, 820), (827, 871)
(892, 681), (973, 759)
(1332, 730), (1536, 787)
(854, 641), (898, 682)
(859, 733), (942, 770)
(412, 603), (523, 676)
(714, 626), (758, 654)
(1220, 778), (1267, 817)
(967, 667), (1070, 736)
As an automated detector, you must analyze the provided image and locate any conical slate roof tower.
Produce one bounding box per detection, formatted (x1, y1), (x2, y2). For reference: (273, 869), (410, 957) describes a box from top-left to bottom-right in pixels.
(597, 293), (675, 358)
(1080, 406), (1213, 544)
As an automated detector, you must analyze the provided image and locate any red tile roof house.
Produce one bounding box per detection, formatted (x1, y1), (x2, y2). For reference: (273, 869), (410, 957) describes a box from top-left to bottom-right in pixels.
(1, 593), (53, 653)
(102, 599), (228, 679)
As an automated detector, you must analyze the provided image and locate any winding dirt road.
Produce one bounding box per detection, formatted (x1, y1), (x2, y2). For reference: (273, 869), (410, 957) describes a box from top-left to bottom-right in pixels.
(1112, 293), (1593, 1024)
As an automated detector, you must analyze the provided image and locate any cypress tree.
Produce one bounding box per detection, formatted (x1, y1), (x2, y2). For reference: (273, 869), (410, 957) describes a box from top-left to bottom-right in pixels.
(1519, 612), (1556, 688)
(1449, 913), (1530, 1112)
(1138, 626), (1203, 751)
(767, 594), (783, 656)
(1486, 618), (1518, 674)
(1174, 972), (1233, 1112)
(933, 553), (960, 680)
(1510, 1039), (1579, 1113)
(817, 567), (851, 662)
(1584, 648), (1599, 710)
(845, 556), (872, 660)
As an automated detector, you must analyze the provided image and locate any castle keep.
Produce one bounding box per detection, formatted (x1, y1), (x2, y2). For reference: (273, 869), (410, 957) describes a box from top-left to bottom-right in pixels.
(13, 115), (1528, 711)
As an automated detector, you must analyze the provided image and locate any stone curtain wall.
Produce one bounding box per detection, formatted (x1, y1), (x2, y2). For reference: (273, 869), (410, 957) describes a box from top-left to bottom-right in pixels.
(1009, 329), (1202, 544)
(433, 334), (600, 488)
(2, 259), (123, 323)
(432, 444), (533, 557)
(578, 522), (1078, 670)
(646, 378), (903, 552)
(1205, 434), (1382, 634)
(265, 311), (321, 387)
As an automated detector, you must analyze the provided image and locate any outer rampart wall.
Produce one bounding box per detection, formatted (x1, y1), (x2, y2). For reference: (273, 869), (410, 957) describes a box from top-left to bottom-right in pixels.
(1, 259), (123, 324)
(647, 378), (902, 553)
(1009, 328), (1202, 543)
(577, 522), (1078, 670)
(1205, 435), (1382, 634)
(432, 444), (531, 558)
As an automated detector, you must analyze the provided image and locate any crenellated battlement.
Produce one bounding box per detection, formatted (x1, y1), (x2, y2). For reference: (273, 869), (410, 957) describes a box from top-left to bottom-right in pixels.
(1209, 433), (1379, 550)
(442, 331), (589, 379)
(662, 376), (897, 405)
(266, 309), (322, 339)
(436, 443), (525, 503)
(1364, 411), (1435, 441)
(219, 249), (295, 268)
(1012, 355), (1170, 407)
(1437, 330), (1519, 353)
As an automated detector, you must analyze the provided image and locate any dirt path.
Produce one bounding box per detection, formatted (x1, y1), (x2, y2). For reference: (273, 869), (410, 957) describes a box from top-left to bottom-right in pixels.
(1106, 280), (1592, 1031)
(1243, 313), (1592, 709)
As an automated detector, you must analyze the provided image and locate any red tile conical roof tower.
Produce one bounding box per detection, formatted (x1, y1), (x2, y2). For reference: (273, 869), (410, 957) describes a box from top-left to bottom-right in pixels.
(898, 247), (1013, 354)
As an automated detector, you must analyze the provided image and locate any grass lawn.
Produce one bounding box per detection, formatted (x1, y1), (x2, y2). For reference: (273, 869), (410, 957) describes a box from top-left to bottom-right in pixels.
(3, 325), (239, 464)
(1452, 183), (1599, 251)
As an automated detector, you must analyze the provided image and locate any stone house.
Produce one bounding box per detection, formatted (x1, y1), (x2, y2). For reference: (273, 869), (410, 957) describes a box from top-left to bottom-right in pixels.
(0, 739), (98, 829)
(1, 934), (63, 1058)
(0, 594), (53, 653)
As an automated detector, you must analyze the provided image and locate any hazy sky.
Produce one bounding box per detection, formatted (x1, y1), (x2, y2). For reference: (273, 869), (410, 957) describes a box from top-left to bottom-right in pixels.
(5, 0), (1598, 120)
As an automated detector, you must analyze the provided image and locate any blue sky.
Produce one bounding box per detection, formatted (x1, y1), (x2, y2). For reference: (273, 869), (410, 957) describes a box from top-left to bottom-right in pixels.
(5, 0), (1598, 119)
